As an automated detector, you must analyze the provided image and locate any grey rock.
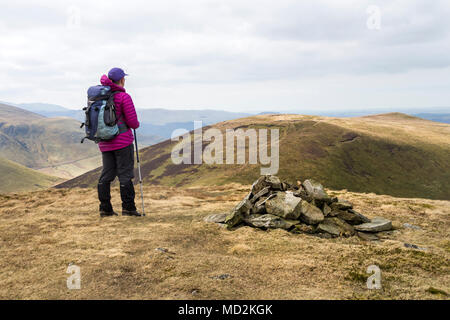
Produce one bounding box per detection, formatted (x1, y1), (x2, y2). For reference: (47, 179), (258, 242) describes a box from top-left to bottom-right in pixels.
(316, 217), (355, 237)
(282, 181), (296, 191)
(251, 175), (282, 194)
(299, 200), (324, 225)
(191, 289), (200, 296)
(265, 175), (282, 190)
(265, 191), (302, 220)
(225, 197), (252, 227)
(330, 198), (353, 210)
(354, 217), (393, 233)
(322, 203), (332, 216)
(291, 224), (316, 234)
(316, 223), (340, 237)
(302, 179), (330, 202)
(252, 193), (276, 215)
(348, 209), (370, 223)
(155, 248), (175, 256)
(204, 213), (228, 223)
(316, 232), (333, 239)
(224, 210), (242, 228)
(293, 187), (312, 201)
(250, 186), (270, 204)
(336, 209), (370, 225)
(404, 243), (428, 251)
(403, 223), (421, 230)
(244, 214), (297, 230)
(293, 190), (302, 197)
(328, 208), (339, 217)
(217, 223), (228, 229)
(252, 203), (267, 215)
(255, 193), (276, 207)
(210, 274), (232, 280)
(357, 232), (379, 241)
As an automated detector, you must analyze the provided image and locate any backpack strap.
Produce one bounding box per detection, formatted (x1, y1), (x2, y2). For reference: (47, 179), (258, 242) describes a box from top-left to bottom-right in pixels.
(83, 105), (91, 128)
(107, 91), (119, 107)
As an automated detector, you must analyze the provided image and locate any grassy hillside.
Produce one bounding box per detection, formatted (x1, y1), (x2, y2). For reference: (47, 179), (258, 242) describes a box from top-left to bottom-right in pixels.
(59, 113), (450, 200)
(0, 103), (99, 178)
(0, 184), (448, 299)
(0, 157), (61, 193)
(0, 103), (44, 122)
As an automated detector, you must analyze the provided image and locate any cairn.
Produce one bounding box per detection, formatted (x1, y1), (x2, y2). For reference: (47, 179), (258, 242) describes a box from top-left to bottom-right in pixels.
(204, 175), (393, 239)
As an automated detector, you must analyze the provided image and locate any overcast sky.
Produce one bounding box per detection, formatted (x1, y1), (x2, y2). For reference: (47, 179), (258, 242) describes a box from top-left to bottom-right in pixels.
(1, 0), (449, 112)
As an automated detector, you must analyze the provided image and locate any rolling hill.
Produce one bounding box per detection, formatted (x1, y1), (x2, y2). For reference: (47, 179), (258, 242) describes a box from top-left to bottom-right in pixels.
(0, 157), (61, 193)
(58, 112), (450, 200)
(0, 103), (100, 178)
(0, 103), (44, 122)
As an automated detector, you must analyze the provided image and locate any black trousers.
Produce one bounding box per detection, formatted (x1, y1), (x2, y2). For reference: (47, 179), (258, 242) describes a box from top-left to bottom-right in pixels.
(98, 144), (136, 212)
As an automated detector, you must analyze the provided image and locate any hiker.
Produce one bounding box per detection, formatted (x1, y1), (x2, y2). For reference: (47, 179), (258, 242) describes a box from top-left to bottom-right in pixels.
(97, 68), (142, 217)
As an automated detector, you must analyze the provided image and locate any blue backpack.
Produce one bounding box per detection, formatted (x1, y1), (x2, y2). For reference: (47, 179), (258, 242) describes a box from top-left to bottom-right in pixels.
(80, 85), (128, 143)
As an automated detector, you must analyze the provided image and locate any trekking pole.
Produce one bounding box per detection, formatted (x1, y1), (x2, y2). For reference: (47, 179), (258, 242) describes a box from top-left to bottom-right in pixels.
(133, 129), (146, 216)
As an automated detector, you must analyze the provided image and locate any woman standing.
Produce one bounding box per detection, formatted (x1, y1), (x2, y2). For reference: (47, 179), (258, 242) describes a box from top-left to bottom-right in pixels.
(97, 68), (142, 217)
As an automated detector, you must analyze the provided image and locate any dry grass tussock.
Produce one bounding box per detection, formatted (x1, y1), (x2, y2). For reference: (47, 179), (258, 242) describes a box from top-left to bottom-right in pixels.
(0, 185), (448, 299)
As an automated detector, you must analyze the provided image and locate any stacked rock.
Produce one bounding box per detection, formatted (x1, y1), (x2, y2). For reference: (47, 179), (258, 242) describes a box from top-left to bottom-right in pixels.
(205, 175), (393, 239)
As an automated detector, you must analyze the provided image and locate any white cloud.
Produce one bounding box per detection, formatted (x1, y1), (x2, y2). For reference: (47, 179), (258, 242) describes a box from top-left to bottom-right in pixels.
(0, 0), (449, 111)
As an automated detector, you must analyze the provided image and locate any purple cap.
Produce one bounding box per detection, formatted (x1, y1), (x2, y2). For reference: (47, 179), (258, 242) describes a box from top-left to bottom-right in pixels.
(108, 67), (129, 82)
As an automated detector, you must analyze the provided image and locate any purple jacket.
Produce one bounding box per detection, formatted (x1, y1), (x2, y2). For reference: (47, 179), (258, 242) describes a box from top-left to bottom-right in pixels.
(98, 75), (140, 152)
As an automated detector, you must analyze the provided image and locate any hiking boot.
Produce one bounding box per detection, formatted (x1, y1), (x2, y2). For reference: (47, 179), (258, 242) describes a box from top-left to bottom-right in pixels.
(100, 210), (118, 217)
(122, 209), (142, 217)
(120, 180), (137, 212)
(98, 182), (113, 212)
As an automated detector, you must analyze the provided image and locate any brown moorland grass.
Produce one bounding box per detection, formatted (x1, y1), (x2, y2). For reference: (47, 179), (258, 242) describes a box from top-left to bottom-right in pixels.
(0, 185), (448, 299)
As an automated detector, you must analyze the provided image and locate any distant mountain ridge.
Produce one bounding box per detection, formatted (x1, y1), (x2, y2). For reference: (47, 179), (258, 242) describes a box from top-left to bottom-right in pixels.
(9, 102), (253, 139)
(10, 102), (252, 124)
(412, 113), (450, 124)
(18, 103), (69, 113)
(9, 101), (450, 126)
